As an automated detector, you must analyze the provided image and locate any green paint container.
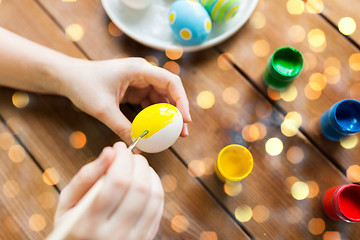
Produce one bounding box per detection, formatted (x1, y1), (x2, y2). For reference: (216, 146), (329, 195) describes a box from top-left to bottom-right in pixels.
(263, 46), (304, 90)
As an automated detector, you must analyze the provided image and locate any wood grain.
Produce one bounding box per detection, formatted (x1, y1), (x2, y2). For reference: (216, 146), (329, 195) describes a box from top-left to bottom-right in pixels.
(218, 0), (360, 172)
(322, 0), (360, 46)
(32, 0), (360, 238)
(0, 0), (249, 239)
(0, 121), (57, 239)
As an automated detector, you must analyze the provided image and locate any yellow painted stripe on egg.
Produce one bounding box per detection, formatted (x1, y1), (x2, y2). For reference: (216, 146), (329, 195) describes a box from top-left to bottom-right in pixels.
(131, 103), (180, 139)
(211, 0), (227, 19)
(225, 5), (239, 21)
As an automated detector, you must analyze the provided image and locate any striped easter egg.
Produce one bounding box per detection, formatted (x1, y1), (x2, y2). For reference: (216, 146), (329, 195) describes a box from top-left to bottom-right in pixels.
(200, 0), (240, 22)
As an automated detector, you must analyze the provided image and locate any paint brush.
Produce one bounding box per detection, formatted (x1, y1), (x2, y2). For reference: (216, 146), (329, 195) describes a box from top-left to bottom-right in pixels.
(47, 130), (149, 240)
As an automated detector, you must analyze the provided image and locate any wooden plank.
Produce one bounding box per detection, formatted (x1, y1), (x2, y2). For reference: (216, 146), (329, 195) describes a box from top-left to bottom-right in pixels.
(173, 50), (360, 239)
(217, 0), (360, 171)
(0, 121), (58, 239)
(0, 0), (249, 238)
(34, 0), (360, 238)
(321, 0), (360, 46)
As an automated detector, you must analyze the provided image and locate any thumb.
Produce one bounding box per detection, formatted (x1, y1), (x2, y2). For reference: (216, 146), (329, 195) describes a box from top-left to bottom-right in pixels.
(98, 105), (133, 146)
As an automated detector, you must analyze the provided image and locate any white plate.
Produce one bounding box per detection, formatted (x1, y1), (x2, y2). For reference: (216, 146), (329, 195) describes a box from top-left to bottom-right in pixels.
(101, 0), (258, 52)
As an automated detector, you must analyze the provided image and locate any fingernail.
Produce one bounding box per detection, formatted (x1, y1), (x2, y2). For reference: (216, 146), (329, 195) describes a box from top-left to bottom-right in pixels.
(188, 114), (192, 122)
(184, 123), (189, 136)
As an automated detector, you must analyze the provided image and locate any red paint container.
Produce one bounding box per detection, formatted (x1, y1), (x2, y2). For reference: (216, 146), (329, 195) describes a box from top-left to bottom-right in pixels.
(323, 184), (360, 222)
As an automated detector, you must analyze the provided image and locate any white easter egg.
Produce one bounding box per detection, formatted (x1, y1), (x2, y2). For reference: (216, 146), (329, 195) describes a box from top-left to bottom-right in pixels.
(130, 103), (183, 153)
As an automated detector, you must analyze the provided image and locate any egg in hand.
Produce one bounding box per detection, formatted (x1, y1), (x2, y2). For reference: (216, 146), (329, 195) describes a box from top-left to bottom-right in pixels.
(130, 103), (183, 153)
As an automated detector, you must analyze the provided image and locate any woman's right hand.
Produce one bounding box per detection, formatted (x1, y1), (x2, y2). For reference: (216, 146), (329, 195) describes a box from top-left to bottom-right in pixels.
(52, 142), (164, 240)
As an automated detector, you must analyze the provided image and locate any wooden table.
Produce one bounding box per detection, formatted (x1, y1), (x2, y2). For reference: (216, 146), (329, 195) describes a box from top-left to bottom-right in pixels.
(1, 0), (360, 239)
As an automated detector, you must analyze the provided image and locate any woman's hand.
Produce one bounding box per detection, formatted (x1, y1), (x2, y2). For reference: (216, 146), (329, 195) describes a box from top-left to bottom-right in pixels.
(59, 57), (191, 145)
(53, 142), (164, 240)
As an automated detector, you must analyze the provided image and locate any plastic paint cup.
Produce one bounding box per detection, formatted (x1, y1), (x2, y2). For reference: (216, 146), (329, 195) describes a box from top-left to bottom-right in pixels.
(263, 46), (304, 90)
(323, 184), (360, 222)
(320, 99), (360, 141)
(215, 144), (253, 183)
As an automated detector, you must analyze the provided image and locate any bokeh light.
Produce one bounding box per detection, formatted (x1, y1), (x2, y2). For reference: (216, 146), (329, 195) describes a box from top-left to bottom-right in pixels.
(12, 92), (29, 108)
(254, 122), (267, 140)
(267, 88), (281, 100)
(3, 180), (20, 198)
(188, 160), (206, 177)
(235, 205), (253, 222)
(43, 168), (60, 186)
(286, 0), (304, 15)
(37, 191), (57, 210)
(200, 231), (218, 240)
(291, 181), (309, 200)
(65, 24), (84, 41)
(252, 205), (270, 223)
(197, 91), (215, 109)
(62, 0), (77, 2)
(308, 218), (325, 235)
(108, 22), (122, 37)
(305, 0), (324, 14)
(280, 85), (298, 102)
(163, 61), (180, 75)
(323, 231), (341, 240)
(8, 144), (26, 163)
(340, 135), (358, 149)
(253, 39), (270, 57)
(28, 214), (46, 232)
(286, 111), (302, 126)
(338, 17), (356, 35)
(249, 11), (266, 29)
(346, 165), (360, 183)
(349, 53), (360, 71)
(287, 146), (304, 164)
(224, 182), (242, 197)
(288, 25), (306, 43)
(306, 180), (320, 198)
(285, 206), (303, 223)
(222, 87), (240, 105)
(242, 124), (260, 142)
(309, 73), (327, 90)
(217, 53), (234, 70)
(161, 175), (177, 192)
(324, 57), (341, 69)
(281, 119), (299, 137)
(165, 48), (183, 60)
(69, 131), (87, 149)
(171, 215), (189, 233)
(304, 83), (322, 100)
(307, 29), (326, 52)
(324, 66), (341, 85)
(0, 132), (14, 150)
(285, 176), (299, 193)
(201, 157), (215, 175)
(265, 138), (283, 156)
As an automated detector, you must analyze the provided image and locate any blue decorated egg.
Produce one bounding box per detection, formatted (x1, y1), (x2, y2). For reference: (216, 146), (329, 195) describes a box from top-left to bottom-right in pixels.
(169, 0), (212, 45)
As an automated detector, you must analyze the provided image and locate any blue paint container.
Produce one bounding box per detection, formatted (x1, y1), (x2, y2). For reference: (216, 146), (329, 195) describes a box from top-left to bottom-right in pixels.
(320, 99), (360, 140)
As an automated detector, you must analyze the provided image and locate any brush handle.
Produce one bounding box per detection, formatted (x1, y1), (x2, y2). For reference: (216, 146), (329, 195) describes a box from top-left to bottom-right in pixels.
(46, 177), (105, 240)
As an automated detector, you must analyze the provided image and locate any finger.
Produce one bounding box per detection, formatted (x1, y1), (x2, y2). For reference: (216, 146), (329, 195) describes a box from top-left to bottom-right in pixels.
(149, 89), (170, 104)
(99, 104), (133, 146)
(140, 98), (152, 109)
(90, 142), (133, 218)
(136, 65), (191, 123)
(56, 147), (116, 218)
(109, 154), (152, 239)
(129, 168), (164, 240)
(180, 123), (189, 137)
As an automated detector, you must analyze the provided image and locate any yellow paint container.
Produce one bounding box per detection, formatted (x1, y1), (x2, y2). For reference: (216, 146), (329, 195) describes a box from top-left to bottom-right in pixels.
(215, 144), (253, 183)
